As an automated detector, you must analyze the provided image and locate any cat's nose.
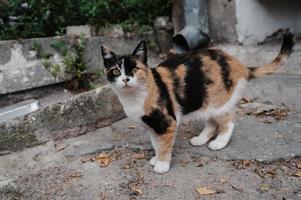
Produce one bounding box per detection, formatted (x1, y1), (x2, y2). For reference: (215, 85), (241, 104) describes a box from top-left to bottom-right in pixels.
(122, 78), (130, 83)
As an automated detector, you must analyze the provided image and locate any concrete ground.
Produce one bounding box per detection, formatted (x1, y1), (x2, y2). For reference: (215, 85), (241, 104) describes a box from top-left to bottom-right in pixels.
(0, 101), (300, 200)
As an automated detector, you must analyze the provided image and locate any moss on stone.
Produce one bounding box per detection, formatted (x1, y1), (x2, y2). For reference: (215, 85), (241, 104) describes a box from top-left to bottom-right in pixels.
(0, 131), (38, 152)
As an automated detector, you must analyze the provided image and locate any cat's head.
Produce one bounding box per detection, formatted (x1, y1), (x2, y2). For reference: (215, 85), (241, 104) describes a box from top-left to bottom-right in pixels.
(101, 41), (148, 93)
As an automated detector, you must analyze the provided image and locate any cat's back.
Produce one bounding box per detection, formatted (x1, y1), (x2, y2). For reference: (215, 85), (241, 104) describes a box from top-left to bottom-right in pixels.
(158, 48), (249, 78)
(155, 48), (249, 115)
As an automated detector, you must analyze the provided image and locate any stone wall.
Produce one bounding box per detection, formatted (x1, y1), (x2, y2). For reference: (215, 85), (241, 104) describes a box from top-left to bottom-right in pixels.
(208, 0), (237, 44)
(235, 0), (301, 45)
(0, 34), (156, 95)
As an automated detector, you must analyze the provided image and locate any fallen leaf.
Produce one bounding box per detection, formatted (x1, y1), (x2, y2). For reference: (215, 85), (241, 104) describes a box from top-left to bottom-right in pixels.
(131, 186), (143, 195)
(70, 171), (83, 178)
(243, 160), (251, 166)
(297, 161), (301, 169)
(132, 152), (145, 159)
(64, 171), (83, 184)
(128, 125), (136, 129)
(293, 170), (301, 177)
(259, 184), (270, 192)
(55, 143), (69, 151)
(265, 167), (277, 177)
(180, 160), (190, 167)
(196, 187), (216, 195)
(254, 108), (289, 121)
(94, 153), (111, 167)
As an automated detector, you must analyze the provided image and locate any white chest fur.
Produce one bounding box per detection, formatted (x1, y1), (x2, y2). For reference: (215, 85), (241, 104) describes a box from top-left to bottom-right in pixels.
(114, 90), (147, 121)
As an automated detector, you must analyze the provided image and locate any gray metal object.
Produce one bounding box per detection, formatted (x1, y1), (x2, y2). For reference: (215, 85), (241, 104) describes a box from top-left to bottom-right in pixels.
(183, 0), (208, 33)
(0, 99), (39, 123)
(172, 0), (210, 53)
(172, 25), (210, 53)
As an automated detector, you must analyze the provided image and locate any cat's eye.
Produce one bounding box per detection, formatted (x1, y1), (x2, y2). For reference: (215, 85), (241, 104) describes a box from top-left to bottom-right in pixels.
(112, 69), (120, 75)
(132, 68), (139, 74)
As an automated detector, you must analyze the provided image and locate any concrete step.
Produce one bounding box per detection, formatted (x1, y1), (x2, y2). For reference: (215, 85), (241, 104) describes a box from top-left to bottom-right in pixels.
(0, 85), (125, 152)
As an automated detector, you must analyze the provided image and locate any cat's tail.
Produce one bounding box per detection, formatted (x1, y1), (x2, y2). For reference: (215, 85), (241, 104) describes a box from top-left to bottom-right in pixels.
(248, 29), (295, 79)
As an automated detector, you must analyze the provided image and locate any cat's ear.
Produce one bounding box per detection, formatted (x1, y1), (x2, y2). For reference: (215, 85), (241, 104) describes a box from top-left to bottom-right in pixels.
(101, 45), (117, 68)
(132, 40), (147, 64)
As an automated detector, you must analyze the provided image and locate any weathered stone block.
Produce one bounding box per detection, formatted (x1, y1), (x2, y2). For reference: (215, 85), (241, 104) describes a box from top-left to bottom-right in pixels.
(66, 25), (92, 38)
(0, 85), (125, 152)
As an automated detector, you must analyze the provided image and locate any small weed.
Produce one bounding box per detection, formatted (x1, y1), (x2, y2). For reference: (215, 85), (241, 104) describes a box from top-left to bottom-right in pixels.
(35, 34), (100, 92)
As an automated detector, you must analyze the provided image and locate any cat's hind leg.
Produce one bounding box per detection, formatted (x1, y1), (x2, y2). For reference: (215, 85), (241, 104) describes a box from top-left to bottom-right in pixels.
(190, 119), (216, 146)
(208, 112), (235, 151)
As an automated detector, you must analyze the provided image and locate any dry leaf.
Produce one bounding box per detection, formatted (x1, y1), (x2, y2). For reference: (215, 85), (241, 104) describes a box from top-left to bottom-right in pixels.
(131, 186), (143, 195)
(70, 171), (83, 178)
(259, 184), (270, 192)
(133, 152), (145, 159)
(297, 161), (301, 169)
(55, 143), (69, 151)
(266, 167), (277, 177)
(243, 160), (251, 166)
(293, 170), (301, 177)
(196, 187), (216, 195)
(95, 153), (111, 167)
(64, 171), (83, 184)
(128, 125), (136, 129)
(180, 160), (190, 167)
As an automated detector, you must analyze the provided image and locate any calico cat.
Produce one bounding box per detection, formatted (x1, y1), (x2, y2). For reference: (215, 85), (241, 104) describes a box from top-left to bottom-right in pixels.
(101, 30), (295, 173)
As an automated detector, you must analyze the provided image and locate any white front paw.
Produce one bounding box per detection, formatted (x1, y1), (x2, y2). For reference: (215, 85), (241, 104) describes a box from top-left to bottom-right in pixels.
(154, 161), (170, 174)
(190, 136), (209, 146)
(208, 139), (228, 151)
(149, 156), (158, 166)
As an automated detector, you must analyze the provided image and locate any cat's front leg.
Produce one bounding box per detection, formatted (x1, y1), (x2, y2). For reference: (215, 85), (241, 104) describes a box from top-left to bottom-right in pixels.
(142, 111), (177, 174)
(149, 124), (176, 174)
(149, 133), (159, 166)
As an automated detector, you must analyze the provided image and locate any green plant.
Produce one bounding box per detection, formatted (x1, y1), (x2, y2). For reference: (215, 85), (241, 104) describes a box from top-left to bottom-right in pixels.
(50, 39), (68, 56)
(0, 0), (171, 40)
(31, 40), (53, 59)
(38, 34), (95, 91)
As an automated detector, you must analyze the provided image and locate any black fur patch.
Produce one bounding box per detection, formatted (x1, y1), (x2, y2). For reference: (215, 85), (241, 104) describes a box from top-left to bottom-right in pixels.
(177, 59), (207, 114)
(159, 52), (210, 115)
(207, 49), (233, 90)
(106, 69), (119, 82)
(121, 55), (137, 77)
(141, 109), (170, 134)
(159, 51), (198, 69)
(151, 68), (176, 120)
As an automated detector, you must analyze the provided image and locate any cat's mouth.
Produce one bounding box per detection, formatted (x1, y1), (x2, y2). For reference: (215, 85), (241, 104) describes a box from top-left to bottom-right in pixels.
(122, 84), (131, 88)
